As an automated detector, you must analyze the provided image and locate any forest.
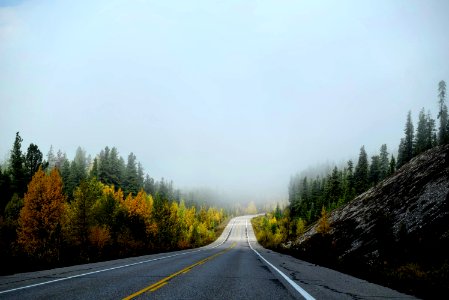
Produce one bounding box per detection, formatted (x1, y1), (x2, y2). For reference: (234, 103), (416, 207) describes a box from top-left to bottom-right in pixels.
(253, 80), (448, 247)
(0, 139), (227, 274)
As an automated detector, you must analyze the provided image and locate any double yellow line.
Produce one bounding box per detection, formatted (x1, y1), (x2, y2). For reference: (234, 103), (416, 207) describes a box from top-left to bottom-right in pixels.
(123, 242), (236, 299)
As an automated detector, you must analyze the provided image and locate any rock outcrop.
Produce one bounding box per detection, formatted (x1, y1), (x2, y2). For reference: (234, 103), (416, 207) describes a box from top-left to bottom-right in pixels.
(287, 144), (449, 298)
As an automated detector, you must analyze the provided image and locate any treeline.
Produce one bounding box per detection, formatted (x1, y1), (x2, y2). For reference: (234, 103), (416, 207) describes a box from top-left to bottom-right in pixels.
(254, 80), (448, 248)
(289, 80), (448, 225)
(289, 143), (394, 224)
(0, 135), (226, 274)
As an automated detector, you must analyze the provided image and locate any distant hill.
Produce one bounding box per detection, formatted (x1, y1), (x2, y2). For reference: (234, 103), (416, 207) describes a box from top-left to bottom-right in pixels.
(285, 144), (449, 299)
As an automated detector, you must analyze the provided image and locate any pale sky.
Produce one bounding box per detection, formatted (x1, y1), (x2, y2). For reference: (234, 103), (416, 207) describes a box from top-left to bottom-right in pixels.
(1, 0), (449, 201)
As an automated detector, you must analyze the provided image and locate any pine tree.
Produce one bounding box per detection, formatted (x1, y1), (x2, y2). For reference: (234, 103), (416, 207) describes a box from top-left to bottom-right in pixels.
(288, 177), (300, 218)
(55, 150), (67, 170)
(415, 108), (431, 155)
(9, 132), (26, 196)
(389, 155), (396, 175)
(124, 152), (139, 196)
(327, 166), (342, 205)
(404, 111), (414, 162)
(426, 111), (437, 148)
(109, 147), (123, 186)
(354, 146), (369, 195)
(66, 147), (88, 198)
(24, 143), (45, 183)
(90, 157), (99, 178)
(345, 160), (356, 202)
(369, 155), (381, 186)
(17, 168), (66, 261)
(60, 159), (71, 196)
(143, 174), (155, 196)
(47, 145), (57, 171)
(396, 138), (405, 169)
(98, 146), (111, 184)
(379, 144), (389, 180)
(137, 162), (144, 190)
(397, 112), (414, 168)
(437, 80), (448, 144)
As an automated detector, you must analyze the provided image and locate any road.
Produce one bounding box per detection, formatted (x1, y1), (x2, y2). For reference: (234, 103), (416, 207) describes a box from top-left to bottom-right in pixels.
(0, 215), (417, 299)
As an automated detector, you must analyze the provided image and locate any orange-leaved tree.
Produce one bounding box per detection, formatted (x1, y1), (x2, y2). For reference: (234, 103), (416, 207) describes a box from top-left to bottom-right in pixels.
(17, 167), (67, 262)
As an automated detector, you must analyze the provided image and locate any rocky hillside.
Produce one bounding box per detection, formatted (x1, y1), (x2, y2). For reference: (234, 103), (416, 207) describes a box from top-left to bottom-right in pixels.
(285, 144), (449, 298)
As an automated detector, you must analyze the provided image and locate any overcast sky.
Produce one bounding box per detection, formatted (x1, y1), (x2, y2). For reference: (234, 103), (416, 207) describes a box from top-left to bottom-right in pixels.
(1, 0), (449, 202)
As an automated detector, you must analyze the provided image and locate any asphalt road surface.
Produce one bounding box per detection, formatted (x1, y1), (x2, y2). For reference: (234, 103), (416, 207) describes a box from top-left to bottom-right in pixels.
(0, 215), (417, 299)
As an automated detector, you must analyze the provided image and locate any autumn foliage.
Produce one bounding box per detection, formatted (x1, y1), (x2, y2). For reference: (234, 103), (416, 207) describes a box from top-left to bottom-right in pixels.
(0, 136), (228, 274)
(17, 167), (66, 261)
(12, 167), (227, 267)
(316, 206), (331, 235)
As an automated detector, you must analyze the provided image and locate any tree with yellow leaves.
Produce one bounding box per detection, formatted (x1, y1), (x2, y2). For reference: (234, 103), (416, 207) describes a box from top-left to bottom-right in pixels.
(17, 167), (66, 261)
(316, 206), (331, 235)
(122, 190), (156, 237)
(68, 178), (103, 257)
(296, 218), (306, 236)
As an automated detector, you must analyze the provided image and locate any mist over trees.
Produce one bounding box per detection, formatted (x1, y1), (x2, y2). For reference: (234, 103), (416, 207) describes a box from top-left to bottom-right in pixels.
(0, 137), (227, 274)
(257, 80), (448, 249)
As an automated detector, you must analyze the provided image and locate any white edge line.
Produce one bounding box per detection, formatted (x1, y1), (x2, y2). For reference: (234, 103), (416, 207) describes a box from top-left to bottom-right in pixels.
(0, 220), (236, 295)
(246, 219), (315, 300)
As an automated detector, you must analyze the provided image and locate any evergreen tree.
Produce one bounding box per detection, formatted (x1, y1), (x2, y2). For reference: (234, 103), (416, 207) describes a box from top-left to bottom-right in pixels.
(60, 159), (71, 196)
(414, 108), (433, 155)
(327, 166), (342, 205)
(24, 143), (45, 183)
(89, 157), (99, 178)
(109, 147), (123, 186)
(97, 147), (122, 186)
(369, 155), (381, 186)
(47, 145), (57, 171)
(73, 147), (88, 178)
(404, 111), (414, 162)
(9, 132), (26, 196)
(288, 176), (300, 219)
(396, 138), (405, 169)
(379, 144), (389, 180)
(354, 146), (369, 195)
(55, 150), (67, 170)
(66, 147), (88, 198)
(397, 111), (414, 169)
(143, 174), (156, 196)
(137, 162), (144, 190)
(437, 80), (448, 144)
(345, 160), (356, 201)
(124, 152), (139, 196)
(426, 111), (437, 148)
(98, 146), (111, 184)
(300, 177), (309, 205)
(389, 155), (396, 175)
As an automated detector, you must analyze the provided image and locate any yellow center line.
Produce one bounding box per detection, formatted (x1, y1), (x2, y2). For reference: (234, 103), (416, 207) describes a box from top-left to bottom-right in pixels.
(123, 242), (236, 300)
